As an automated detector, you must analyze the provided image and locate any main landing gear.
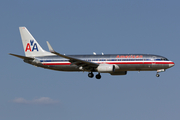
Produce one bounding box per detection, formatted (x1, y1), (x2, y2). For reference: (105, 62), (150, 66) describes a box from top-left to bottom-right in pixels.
(88, 72), (94, 78)
(88, 72), (101, 79)
(96, 73), (101, 79)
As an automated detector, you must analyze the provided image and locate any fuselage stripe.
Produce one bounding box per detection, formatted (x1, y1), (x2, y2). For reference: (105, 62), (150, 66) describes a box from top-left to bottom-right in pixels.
(42, 61), (174, 66)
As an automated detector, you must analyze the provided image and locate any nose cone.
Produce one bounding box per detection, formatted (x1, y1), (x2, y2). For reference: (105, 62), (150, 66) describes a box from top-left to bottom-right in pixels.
(169, 62), (175, 68)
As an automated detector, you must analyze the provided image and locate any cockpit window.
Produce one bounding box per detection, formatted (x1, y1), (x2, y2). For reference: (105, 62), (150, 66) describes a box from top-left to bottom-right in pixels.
(161, 58), (169, 61)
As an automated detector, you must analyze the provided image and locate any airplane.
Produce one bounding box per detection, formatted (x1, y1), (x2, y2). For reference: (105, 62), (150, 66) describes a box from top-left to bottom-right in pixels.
(9, 27), (175, 79)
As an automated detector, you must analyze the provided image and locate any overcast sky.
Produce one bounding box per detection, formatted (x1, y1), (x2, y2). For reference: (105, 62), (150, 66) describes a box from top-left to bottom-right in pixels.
(1, 0), (180, 120)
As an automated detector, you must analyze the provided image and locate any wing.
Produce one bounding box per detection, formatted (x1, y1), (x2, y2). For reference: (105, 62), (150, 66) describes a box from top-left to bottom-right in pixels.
(46, 41), (99, 71)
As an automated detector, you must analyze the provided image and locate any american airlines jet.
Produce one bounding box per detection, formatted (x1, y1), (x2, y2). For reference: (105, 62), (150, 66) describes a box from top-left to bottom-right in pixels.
(9, 27), (175, 79)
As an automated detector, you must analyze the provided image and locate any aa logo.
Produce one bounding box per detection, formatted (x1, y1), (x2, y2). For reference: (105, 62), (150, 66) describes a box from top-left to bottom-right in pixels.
(25, 40), (38, 52)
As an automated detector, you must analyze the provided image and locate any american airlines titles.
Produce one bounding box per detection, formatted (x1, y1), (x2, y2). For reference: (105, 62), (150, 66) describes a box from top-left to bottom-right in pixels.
(116, 55), (143, 58)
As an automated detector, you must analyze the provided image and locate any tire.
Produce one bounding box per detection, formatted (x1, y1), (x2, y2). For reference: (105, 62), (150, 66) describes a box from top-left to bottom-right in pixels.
(88, 72), (94, 78)
(156, 74), (160, 77)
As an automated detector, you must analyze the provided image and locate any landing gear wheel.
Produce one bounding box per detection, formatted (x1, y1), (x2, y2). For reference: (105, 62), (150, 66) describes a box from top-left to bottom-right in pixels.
(88, 72), (94, 78)
(96, 73), (101, 79)
(156, 73), (160, 77)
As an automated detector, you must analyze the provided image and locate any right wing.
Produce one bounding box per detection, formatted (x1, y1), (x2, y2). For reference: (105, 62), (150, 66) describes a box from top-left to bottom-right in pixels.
(46, 41), (99, 71)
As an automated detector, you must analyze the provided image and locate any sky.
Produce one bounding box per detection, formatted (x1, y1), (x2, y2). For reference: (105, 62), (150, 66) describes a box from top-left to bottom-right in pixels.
(1, 0), (180, 120)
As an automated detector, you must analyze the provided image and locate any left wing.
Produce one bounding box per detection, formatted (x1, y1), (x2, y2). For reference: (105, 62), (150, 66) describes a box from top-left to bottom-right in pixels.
(46, 41), (99, 71)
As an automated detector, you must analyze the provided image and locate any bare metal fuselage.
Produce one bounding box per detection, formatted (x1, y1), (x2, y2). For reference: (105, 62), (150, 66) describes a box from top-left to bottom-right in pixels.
(25, 54), (174, 73)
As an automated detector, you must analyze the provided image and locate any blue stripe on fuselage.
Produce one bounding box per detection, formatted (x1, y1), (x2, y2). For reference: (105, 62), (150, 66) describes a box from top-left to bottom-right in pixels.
(39, 58), (169, 63)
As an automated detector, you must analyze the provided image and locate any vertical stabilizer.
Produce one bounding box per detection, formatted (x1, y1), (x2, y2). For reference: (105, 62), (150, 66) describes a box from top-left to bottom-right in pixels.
(19, 27), (55, 57)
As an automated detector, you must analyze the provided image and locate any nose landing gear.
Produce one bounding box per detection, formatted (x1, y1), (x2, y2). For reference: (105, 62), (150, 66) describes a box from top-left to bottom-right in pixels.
(156, 69), (165, 77)
(156, 73), (160, 77)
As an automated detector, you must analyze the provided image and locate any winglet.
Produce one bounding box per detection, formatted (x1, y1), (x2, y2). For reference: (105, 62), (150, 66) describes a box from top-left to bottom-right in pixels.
(46, 41), (55, 52)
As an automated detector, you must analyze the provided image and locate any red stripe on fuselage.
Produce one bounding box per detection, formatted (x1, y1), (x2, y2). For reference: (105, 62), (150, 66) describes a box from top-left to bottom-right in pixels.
(43, 63), (71, 65)
(42, 61), (174, 66)
(105, 62), (174, 65)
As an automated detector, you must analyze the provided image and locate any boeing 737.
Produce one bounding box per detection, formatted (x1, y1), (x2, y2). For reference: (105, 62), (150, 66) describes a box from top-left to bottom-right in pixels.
(9, 27), (175, 79)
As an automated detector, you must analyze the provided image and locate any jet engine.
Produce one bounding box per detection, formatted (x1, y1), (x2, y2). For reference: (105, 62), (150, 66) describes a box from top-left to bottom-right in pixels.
(97, 64), (115, 73)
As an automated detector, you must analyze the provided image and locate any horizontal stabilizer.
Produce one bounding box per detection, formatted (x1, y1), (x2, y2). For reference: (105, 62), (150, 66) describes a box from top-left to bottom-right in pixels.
(9, 53), (34, 60)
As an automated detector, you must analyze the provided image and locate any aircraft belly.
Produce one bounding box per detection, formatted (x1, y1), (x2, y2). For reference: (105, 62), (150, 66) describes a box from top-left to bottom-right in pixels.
(36, 63), (80, 71)
(57, 65), (80, 71)
(117, 64), (155, 71)
(116, 63), (169, 71)
(151, 64), (169, 69)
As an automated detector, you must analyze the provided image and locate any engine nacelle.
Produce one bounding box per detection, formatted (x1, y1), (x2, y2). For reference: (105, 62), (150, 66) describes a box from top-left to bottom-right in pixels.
(97, 64), (115, 73)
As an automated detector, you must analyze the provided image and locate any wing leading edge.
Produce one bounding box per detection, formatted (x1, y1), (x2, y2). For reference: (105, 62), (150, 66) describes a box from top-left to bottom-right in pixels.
(46, 41), (99, 71)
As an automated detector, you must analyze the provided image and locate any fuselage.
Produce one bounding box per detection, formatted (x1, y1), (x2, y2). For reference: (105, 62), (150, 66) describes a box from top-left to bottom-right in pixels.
(26, 54), (174, 72)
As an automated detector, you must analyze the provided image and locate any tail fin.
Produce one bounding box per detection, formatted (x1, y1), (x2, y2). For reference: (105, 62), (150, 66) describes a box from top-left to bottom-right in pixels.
(19, 27), (55, 57)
